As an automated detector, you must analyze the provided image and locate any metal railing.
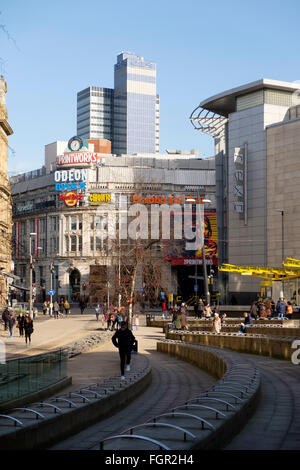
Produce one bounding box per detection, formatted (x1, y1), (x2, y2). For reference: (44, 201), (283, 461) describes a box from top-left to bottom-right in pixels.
(0, 349), (68, 405)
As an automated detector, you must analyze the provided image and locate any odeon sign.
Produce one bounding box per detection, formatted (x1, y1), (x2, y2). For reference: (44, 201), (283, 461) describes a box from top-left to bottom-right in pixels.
(54, 168), (88, 182)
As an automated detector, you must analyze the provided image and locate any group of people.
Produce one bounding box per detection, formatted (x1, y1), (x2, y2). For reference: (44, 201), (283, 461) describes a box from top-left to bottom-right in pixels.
(94, 304), (140, 331)
(1, 307), (34, 344)
(250, 297), (294, 320)
(42, 298), (71, 318)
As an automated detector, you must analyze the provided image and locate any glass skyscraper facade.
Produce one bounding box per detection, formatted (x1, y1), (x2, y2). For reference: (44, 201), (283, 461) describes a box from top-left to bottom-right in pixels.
(76, 53), (159, 154)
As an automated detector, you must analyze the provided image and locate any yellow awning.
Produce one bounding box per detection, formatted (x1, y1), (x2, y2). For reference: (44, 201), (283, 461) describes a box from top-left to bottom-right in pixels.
(219, 263), (300, 281)
(283, 257), (300, 268)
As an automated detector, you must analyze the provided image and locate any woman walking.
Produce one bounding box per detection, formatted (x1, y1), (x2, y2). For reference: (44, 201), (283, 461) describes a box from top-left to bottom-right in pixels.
(8, 313), (15, 338)
(42, 301), (47, 315)
(53, 301), (59, 319)
(24, 313), (34, 345)
(212, 313), (221, 334)
(134, 314), (139, 331)
(64, 299), (70, 316)
(17, 311), (25, 337)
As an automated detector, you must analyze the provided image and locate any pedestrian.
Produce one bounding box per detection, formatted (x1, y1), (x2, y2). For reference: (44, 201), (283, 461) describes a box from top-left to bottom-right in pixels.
(135, 314), (139, 331)
(64, 299), (70, 315)
(258, 300), (266, 319)
(2, 307), (10, 331)
(204, 303), (213, 318)
(24, 313), (34, 345)
(17, 311), (25, 337)
(95, 304), (101, 321)
(79, 299), (86, 315)
(265, 300), (272, 320)
(194, 301), (198, 319)
(286, 301), (293, 320)
(104, 312), (110, 330)
(250, 301), (258, 320)
(46, 301), (50, 315)
(212, 312), (221, 334)
(239, 312), (253, 335)
(162, 301), (168, 318)
(197, 298), (204, 319)
(8, 313), (15, 338)
(173, 312), (181, 330)
(112, 321), (136, 380)
(42, 301), (47, 315)
(59, 298), (65, 314)
(180, 304), (187, 330)
(53, 301), (59, 319)
(220, 312), (227, 325)
(276, 298), (286, 319)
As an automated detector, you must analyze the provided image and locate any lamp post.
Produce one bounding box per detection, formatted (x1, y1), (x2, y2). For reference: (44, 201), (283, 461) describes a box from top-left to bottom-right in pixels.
(275, 209), (285, 297)
(186, 196), (211, 305)
(29, 233), (37, 318)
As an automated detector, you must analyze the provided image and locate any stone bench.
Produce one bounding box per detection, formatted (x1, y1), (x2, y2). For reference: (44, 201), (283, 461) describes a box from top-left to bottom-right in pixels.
(166, 330), (298, 361)
(99, 340), (260, 451)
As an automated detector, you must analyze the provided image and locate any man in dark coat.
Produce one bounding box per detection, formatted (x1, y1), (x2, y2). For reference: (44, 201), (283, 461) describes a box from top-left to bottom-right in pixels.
(112, 321), (136, 379)
(2, 307), (10, 331)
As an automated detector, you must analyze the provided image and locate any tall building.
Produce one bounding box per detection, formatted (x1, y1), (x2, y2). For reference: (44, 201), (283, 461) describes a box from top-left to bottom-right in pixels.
(77, 52), (159, 154)
(0, 75), (13, 307)
(191, 78), (300, 304)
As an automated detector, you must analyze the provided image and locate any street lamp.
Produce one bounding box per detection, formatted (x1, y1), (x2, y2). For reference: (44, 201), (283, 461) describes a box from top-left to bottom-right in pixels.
(275, 208), (285, 297)
(29, 233), (36, 318)
(186, 197), (211, 305)
(275, 209), (285, 262)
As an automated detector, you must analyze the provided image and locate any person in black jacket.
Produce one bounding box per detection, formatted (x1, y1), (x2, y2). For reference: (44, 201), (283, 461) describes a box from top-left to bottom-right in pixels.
(112, 321), (136, 379)
(2, 307), (10, 331)
(17, 312), (25, 337)
(24, 313), (34, 345)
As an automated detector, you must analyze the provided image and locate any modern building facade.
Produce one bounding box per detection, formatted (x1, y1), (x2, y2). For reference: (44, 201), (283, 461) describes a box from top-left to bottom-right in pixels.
(0, 75), (13, 308)
(77, 52), (159, 155)
(191, 79), (300, 304)
(10, 141), (215, 306)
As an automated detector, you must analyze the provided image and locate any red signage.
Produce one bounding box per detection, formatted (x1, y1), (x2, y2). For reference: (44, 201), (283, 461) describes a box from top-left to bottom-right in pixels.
(59, 191), (82, 207)
(56, 152), (99, 166)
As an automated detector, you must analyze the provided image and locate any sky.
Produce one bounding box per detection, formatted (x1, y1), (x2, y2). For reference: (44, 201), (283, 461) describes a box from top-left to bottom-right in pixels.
(2, 0), (300, 174)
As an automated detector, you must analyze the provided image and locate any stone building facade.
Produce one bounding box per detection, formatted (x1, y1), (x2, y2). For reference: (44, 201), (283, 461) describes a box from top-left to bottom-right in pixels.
(0, 75), (13, 308)
(10, 142), (216, 305)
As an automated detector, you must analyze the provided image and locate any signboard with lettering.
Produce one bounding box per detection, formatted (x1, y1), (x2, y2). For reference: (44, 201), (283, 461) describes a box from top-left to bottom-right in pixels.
(89, 193), (111, 205)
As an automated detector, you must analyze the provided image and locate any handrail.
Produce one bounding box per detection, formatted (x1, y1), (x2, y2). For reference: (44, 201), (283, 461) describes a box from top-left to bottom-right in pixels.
(211, 386), (246, 398)
(51, 398), (78, 408)
(187, 397), (236, 411)
(68, 393), (91, 403)
(152, 412), (215, 430)
(37, 402), (63, 413)
(13, 408), (45, 419)
(0, 414), (24, 426)
(99, 434), (170, 450)
(123, 422), (196, 442)
(79, 388), (103, 398)
(172, 404), (226, 419)
(202, 391), (242, 404)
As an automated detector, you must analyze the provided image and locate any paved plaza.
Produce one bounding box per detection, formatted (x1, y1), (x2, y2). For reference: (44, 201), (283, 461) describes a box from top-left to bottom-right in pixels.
(1, 310), (300, 450)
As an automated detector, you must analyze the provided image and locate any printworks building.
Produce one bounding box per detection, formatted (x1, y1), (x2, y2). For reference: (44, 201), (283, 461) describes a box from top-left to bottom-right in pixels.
(10, 138), (216, 305)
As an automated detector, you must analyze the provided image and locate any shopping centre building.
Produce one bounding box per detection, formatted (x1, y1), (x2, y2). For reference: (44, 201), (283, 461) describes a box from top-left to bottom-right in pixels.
(10, 138), (216, 305)
(191, 78), (300, 304)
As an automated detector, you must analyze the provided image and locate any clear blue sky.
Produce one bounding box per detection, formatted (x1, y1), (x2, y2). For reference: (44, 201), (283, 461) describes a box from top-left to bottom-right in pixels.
(2, 0), (300, 174)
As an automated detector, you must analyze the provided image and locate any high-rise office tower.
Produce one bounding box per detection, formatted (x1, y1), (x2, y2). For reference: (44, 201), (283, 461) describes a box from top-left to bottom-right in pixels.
(76, 52), (160, 154)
